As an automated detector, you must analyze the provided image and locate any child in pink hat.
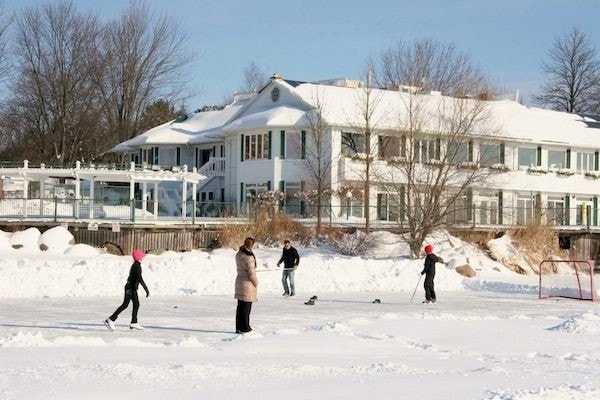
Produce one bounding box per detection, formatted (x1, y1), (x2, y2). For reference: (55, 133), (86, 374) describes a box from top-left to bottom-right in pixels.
(104, 249), (150, 331)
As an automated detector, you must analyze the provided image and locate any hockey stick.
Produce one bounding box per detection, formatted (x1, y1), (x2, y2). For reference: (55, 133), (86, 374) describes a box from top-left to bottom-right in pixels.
(255, 267), (295, 272)
(409, 274), (422, 303)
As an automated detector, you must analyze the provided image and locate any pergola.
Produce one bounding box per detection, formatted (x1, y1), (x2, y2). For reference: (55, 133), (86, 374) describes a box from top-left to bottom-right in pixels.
(0, 160), (205, 219)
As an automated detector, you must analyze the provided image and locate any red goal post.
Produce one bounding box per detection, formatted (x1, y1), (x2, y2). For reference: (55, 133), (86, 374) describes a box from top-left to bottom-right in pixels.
(539, 260), (598, 302)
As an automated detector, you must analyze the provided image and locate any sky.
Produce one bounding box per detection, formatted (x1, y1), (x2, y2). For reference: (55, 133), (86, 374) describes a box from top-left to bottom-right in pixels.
(1, 227), (600, 399)
(3, 0), (600, 109)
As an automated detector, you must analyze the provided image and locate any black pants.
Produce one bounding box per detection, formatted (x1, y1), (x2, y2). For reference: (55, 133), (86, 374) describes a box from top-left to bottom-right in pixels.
(424, 277), (436, 301)
(235, 300), (252, 332)
(110, 285), (139, 323)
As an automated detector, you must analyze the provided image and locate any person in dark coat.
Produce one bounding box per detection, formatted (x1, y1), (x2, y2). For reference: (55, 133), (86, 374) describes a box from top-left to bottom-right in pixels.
(277, 240), (300, 296)
(420, 244), (444, 304)
(235, 237), (258, 334)
(104, 249), (150, 331)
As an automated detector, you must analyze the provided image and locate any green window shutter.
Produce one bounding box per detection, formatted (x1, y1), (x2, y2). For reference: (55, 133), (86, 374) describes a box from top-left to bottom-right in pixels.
(499, 143), (505, 164)
(594, 197), (598, 226)
(565, 195), (570, 225)
(301, 130), (306, 159)
(280, 131), (285, 159)
(595, 151), (599, 171)
(466, 188), (473, 220)
(435, 138), (441, 159)
(566, 149), (571, 169)
(268, 131), (272, 159)
(536, 146), (542, 166)
(153, 147), (159, 164)
(240, 134), (245, 162)
(240, 183), (244, 202)
(468, 141), (473, 162)
(267, 181), (271, 191)
(399, 185), (406, 221)
(139, 149), (142, 164)
(498, 190), (503, 225)
(176, 147), (181, 166)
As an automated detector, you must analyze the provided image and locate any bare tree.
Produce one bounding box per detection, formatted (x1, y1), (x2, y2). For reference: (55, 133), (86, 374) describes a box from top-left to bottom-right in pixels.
(376, 38), (487, 96)
(299, 88), (334, 235)
(373, 39), (494, 257)
(1, 2), (102, 163)
(534, 27), (600, 113)
(375, 92), (497, 258)
(0, 1), (11, 83)
(240, 61), (270, 93)
(94, 0), (194, 159)
(346, 64), (386, 234)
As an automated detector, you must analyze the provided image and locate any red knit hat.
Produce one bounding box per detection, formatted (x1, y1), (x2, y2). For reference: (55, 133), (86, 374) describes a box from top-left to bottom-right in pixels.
(424, 244), (433, 254)
(132, 249), (146, 262)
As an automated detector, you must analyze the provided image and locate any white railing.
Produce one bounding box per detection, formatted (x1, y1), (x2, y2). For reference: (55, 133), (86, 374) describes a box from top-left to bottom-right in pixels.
(198, 157), (226, 178)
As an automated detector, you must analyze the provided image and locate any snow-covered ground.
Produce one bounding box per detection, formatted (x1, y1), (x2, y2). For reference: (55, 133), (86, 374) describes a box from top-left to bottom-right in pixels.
(1, 228), (599, 400)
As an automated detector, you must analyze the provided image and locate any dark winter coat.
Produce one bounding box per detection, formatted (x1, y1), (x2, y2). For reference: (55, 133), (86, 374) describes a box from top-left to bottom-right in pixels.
(235, 246), (258, 302)
(421, 253), (442, 281)
(126, 261), (149, 294)
(278, 246), (300, 269)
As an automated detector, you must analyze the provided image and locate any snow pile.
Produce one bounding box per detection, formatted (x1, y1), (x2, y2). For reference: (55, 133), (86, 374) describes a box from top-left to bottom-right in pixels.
(0, 228), (541, 299)
(487, 234), (533, 274)
(547, 312), (600, 334)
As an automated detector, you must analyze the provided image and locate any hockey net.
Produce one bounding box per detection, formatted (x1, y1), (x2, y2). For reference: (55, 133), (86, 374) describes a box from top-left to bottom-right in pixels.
(539, 260), (598, 301)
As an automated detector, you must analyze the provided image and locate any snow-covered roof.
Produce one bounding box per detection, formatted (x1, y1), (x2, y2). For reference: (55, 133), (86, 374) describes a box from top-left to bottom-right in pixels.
(112, 77), (600, 153)
(223, 105), (308, 133)
(111, 96), (252, 153)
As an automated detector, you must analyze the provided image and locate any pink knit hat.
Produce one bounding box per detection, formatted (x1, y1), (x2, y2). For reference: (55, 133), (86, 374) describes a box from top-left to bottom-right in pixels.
(132, 249), (146, 262)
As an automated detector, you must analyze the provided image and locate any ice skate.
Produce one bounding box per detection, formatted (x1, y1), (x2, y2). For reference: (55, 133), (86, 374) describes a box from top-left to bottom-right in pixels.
(103, 319), (115, 331)
(129, 323), (144, 330)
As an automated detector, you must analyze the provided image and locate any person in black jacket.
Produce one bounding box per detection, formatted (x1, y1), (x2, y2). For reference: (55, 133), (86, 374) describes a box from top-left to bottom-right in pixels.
(277, 240), (300, 296)
(420, 244), (444, 304)
(104, 249), (150, 331)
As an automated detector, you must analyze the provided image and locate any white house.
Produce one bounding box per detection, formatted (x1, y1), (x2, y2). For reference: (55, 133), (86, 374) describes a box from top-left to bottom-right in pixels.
(112, 75), (600, 228)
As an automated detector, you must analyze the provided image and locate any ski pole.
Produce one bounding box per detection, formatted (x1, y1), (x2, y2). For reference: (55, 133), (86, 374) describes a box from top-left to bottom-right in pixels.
(410, 274), (422, 303)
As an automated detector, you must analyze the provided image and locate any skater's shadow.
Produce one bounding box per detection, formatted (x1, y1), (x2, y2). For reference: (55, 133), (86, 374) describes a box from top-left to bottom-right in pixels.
(0, 322), (232, 335)
(143, 325), (232, 334)
(0, 322), (92, 331)
(315, 299), (395, 305)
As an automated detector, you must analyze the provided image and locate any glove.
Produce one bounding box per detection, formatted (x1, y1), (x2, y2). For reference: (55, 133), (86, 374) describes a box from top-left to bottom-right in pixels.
(145, 290), (150, 298)
(420, 272), (425, 276)
(277, 263), (281, 268)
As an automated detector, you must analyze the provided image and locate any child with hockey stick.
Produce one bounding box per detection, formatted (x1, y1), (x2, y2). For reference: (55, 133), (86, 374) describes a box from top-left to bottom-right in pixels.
(420, 244), (444, 304)
(104, 249), (150, 331)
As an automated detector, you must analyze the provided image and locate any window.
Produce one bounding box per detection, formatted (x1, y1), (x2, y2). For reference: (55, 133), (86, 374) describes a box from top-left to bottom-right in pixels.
(158, 148), (177, 167)
(282, 181), (302, 214)
(341, 132), (364, 157)
(447, 141), (470, 164)
(577, 151), (595, 173)
(480, 143), (504, 166)
(285, 132), (302, 159)
(547, 197), (565, 225)
(377, 193), (403, 221)
(378, 135), (405, 158)
(243, 133), (270, 160)
(196, 148), (213, 168)
(413, 139), (440, 163)
(548, 149), (566, 170)
(518, 147), (537, 169)
(516, 195), (533, 225)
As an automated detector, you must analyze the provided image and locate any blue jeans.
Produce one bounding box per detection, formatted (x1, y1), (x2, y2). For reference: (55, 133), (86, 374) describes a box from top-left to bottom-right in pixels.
(282, 269), (295, 295)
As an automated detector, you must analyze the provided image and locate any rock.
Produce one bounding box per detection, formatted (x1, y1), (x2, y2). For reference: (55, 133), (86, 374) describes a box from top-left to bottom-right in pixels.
(455, 264), (477, 277)
(100, 242), (123, 255)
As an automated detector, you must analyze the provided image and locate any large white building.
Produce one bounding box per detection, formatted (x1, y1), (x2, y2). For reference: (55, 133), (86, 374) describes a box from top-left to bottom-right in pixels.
(112, 75), (600, 228)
